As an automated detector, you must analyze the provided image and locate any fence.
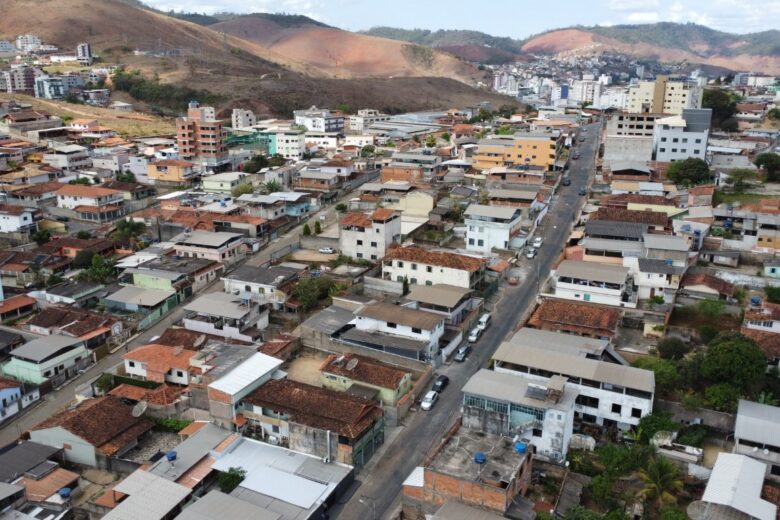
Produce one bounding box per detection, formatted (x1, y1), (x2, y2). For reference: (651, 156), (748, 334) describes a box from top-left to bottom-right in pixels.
(363, 276), (404, 297)
(270, 241), (301, 263)
(300, 235), (339, 251)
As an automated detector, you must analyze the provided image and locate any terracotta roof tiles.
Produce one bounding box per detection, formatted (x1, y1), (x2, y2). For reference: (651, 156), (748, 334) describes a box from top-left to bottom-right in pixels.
(320, 353), (409, 389)
(527, 299), (620, 338)
(384, 245), (485, 273)
(591, 207), (669, 226)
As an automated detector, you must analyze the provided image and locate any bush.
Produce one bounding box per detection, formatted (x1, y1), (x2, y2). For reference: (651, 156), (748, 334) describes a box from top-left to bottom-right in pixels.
(218, 467), (246, 493)
(302, 223), (311, 236)
(704, 383), (741, 412)
(676, 425), (708, 447)
(73, 250), (96, 269)
(76, 230), (92, 240)
(703, 332), (766, 391)
(657, 337), (691, 360)
(95, 373), (115, 394)
(314, 221), (322, 234)
(112, 69), (222, 111)
(637, 412), (680, 443)
(335, 203), (347, 212)
(153, 417), (193, 432)
(765, 285), (780, 304)
(697, 324), (719, 344)
(632, 357), (679, 390)
(666, 158), (711, 186)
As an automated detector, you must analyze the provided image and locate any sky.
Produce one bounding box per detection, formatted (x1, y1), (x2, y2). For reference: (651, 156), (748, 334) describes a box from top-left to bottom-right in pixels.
(143, 0), (780, 36)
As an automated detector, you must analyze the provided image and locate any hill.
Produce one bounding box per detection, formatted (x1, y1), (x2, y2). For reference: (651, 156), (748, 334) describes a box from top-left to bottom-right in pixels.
(210, 14), (482, 81)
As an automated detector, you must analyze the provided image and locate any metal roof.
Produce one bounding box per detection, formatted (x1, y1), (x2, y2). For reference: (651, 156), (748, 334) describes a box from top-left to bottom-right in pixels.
(556, 260), (629, 284)
(0, 442), (61, 483)
(432, 501), (506, 520)
(301, 305), (355, 335)
(735, 399), (780, 446)
(175, 490), (281, 520)
(184, 292), (251, 320)
(642, 233), (689, 252)
(177, 230), (242, 248)
(11, 335), (84, 363)
(208, 352), (282, 397)
(104, 470), (191, 520)
(585, 220), (647, 240)
(508, 327), (608, 357)
(702, 453), (776, 520)
(464, 204), (521, 220)
(462, 369), (576, 412)
(406, 284), (472, 308)
(225, 265), (298, 286)
(106, 286), (175, 307)
(581, 237), (642, 254)
(637, 258), (686, 275)
(357, 302), (443, 330)
(488, 189), (538, 200)
(148, 423), (232, 482)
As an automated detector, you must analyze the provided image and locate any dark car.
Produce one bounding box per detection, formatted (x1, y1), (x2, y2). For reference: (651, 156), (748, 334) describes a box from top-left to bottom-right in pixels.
(572, 153), (580, 160)
(432, 375), (450, 393)
(562, 177), (571, 186)
(579, 188), (588, 196)
(579, 137), (586, 142)
(453, 345), (471, 362)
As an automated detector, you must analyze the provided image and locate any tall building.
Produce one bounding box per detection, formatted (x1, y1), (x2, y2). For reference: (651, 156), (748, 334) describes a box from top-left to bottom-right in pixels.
(293, 106), (344, 133)
(473, 130), (565, 172)
(0, 40), (14, 53)
(570, 80), (602, 105)
(0, 65), (37, 93)
(76, 43), (93, 65)
(176, 101), (229, 169)
(15, 34), (41, 52)
(231, 108), (256, 130)
(348, 109), (390, 132)
(625, 75), (703, 115)
(653, 108), (712, 163)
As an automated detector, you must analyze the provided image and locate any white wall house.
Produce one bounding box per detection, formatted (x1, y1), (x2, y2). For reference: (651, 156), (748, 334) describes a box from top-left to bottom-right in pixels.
(43, 145), (92, 171)
(0, 204), (39, 233)
(464, 204), (523, 255)
(305, 132), (340, 149)
(222, 265), (298, 310)
(653, 109), (711, 163)
(231, 108), (256, 130)
(348, 109), (390, 132)
(2, 335), (89, 385)
(274, 129), (305, 160)
(174, 230), (244, 265)
(183, 292), (268, 342)
(55, 184), (124, 210)
(340, 209), (401, 261)
(553, 260), (635, 307)
(382, 246), (484, 289)
(122, 344), (193, 385)
(354, 302), (445, 362)
(293, 106), (345, 133)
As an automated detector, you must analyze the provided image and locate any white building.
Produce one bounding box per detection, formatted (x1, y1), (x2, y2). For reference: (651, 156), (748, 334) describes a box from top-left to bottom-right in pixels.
(231, 108), (256, 130)
(55, 184), (124, 211)
(293, 106), (345, 133)
(595, 87), (627, 110)
(464, 204), (523, 255)
(339, 208), (401, 261)
(174, 230), (245, 265)
(43, 144), (92, 171)
(382, 245), (485, 289)
(626, 75), (703, 115)
(122, 343), (193, 386)
(348, 109), (391, 132)
(222, 265), (298, 310)
(493, 329), (655, 429)
(553, 260), (635, 307)
(569, 80), (602, 105)
(634, 258), (684, 302)
(701, 452), (777, 520)
(0, 204), (39, 234)
(653, 108), (711, 163)
(304, 131), (340, 149)
(0, 40), (14, 53)
(183, 292), (268, 342)
(15, 34), (41, 52)
(1, 335), (89, 385)
(734, 399), (780, 483)
(273, 129), (305, 160)
(76, 42), (93, 65)
(462, 369), (577, 462)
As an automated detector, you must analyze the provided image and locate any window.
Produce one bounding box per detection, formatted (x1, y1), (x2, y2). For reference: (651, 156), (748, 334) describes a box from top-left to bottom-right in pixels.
(478, 239), (484, 246)
(356, 253), (363, 258)
(371, 242), (377, 247)
(576, 395), (599, 408)
(177, 370), (184, 377)
(412, 327), (422, 334)
(245, 285), (251, 292)
(128, 361), (136, 367)
(532, 428), (542, 437)
(631, 408), (642, 418)
(682, 138), (688, 143)
(371, 254), (377, 260)
(772, 464), (780, 477)
(272, 425), (280, 433)
(396, 276), (404, 282)
(357, 240), (363, 246)
(671, 148), (677, 153)
(695, 138), (702, 143)
(469, 238), (475, 245)
(425, 280), (433, 286)
(387, 322), (397, 328)
(426, 266), (432, 273)
(659, 148), (666, 153)
(672, 138), (679, 143)
(397, 261), (404, 268)
(694, 149), (700, 154)
(660, 137), (667, 142)
(611, 403), (622, 414)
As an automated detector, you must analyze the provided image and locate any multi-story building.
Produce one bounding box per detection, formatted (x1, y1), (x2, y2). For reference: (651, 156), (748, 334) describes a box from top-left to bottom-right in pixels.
(42, 144), (91, 171)
(15, 34), (41, 53)
(553, 260), (635, 307)
(76, 42), (93, 65)
(34, 74), (85, 99)
(734, 399), (780, 482)
(175, 230), (244, 265)
(0, 41), (14, 53)
(464, 204), (523, 255)
(176, 101), (229, 169)
(625, 75), (703, 115)
(147, 159), (198, 185)
(231, 108), (256, 130)
(293, 106), (345, 133)
(382, 245), (485, 289)
(122, 343), (193, 386)
(0, 204), (40, 234)
(348, 109), (390, 132)
(569, 79), (602, 105)
(473, 130), (564, 171)
(339, 208), (401, 261)
(652, 108), (711, 163)
(183, 292), (267, 342)
(222, 265), (298, 310)
(269, 128), (305, 160)
(390, 149), (443, 179)
(2, 335), (89, 385)
(0, 66), (37, 94)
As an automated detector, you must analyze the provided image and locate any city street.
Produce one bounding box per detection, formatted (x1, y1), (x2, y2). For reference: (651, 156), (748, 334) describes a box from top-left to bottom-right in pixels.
(331, 121), (601, 519)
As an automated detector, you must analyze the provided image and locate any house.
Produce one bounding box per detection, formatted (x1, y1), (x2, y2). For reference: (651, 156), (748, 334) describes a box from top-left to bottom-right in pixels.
(101, 180), (154, 200)
(635, 258), (685, 302)
(27, 306), (122, 349)
(590, 207), (669, 229)
(0, 294), (37, 323)
(493, 330), (655, 428)
(103, 286), (179, 330)
(553, 260), (636, 307)
(55, 184), (125, 222)
(124, 256), (224, 296)
(175, 489), (280, 520)
(405, 284), (474, 325)
(0, 376), (40, 424)
(236, 193), (287, 221)
(699, 249), (739, 268)
(29, 396), (153, 467)
(183, 292), (268, 342)
(734, 399), (780, 483)
(319, 353), (412, 406)
(202, 171), (252, 195)
(712, 200), (780, 252)
(42, 144), (91, 171)
(241, 378), (384, 468)
(101, 469), (191, 520)
(462, 369), (576, 462)
(0, 204), (39, 234)
(641, 233), (690, 267)
(339, 208), (401, 261)
(2, 335), (89, 385)
(652, 108), (711, 163)
(147, 159), (198, 185)
(7, 181), (64, 207)
(174, 230), (244, 265)
(123, 344), (193, 385)
(36, 280), (105, 307)
(294, 106), (345, 133)
(680, 272), (734, 300)
(0, 441), (62, 483)
(221, 265), (298, 310)
(526, 299), (621, 339)
(581, 232), (644, 265)
(0, 329), (24, 359)
(382, 245), (486, 289)
(464, 204), (523, 255)
(584, 220), (647, 243)
(390, 149), (443, 179)
(267, 191), (313, 217)
(295, 170), (342, 192)
(745, 302), (780, 335)
(696, 453), (776, 520)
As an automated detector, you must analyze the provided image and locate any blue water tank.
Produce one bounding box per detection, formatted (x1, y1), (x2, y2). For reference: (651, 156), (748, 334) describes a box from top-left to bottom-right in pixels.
(166, 451), (177, 462)
(474, 452), (487, 464)
(514, 442), (527, 455)
(58, 487), (71, 499)
(751, 296), (761, 306)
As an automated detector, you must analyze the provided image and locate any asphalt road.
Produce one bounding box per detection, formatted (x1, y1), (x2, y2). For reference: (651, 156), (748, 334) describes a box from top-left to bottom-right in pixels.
(331, 122), (601, 520)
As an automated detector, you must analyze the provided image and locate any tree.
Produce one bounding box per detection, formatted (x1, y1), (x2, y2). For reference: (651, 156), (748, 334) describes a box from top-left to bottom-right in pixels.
(402, 276), (410, 296)
(292, 277), (335, 311)
(638, 456), (683, 508)
(263, 179), (282, 193)
(30, 229), (51, 246)
(76, 230), (92, 240)
(495, 125), (513, 135)
(314, 220), (322, 234)
(702, 332), (766, 391)
(94, 373), (115, 394)
(725, 168), (757, 193)
(231, 182), (254, 198)
(218, 467), (246, 493)
(302, 223), (311, 236)
(73, 250), (96, 269)
(637, 412), (680, 443)
(768, 108), (780, 121)
(425, 134), (437, 148)
(441, 132), (451, 142)
(704, 383), (741, 412)
(720, 117), (738, 133)
(335, 103), (352, 114)
(757, 391), (779, 406)
(702, 89), (737, 129)
(335, 203), (347, 212)
(360, 145), (376, 158)
(696, 298), (725, 318)
(755, 152), (780, 182)
(79, 254), (115, 284)
(69, 177), (92, 186)
(765, 285), (780, 303)
(659, 507), (688, 520)
(632, 357), (679, 390)
(268, 154), (286, 167)
(116, 172), (136, 183)
(46, 274), (64, 287)
(114, 219), (146, 248)
(656, 337), (690, 361)
(666, 158), (711, 186)
(242, 154), (269, 173)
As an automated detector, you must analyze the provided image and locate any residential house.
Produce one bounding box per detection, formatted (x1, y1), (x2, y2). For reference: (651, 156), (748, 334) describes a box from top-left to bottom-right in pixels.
(405, 284), (473, 325)
(0, 329), (24, 359)
(652, 108), (711, 163)
(202, 171), (252, 195)
(236, 193), (287, 221)
(7, 181), (64, 207)
(464, 204), (523, 255)
(100, 469), (191, 520)
(293, 106), (345, 133)
(713, 199), (780, 252)
(295, 170), (341, 192)
(0, 204), (40, 235)
(183, 292), (268, 342)
(123, 343), (193, 385)
(174, 230), (244, 265)
(131, 256), (223, 295)
(462, 369), (576, 462)
(390, 149), (443, 179)
(0, 441), (62, 484)
(641, 234), (690, 267)
(27, 306), (122, 349)
(103, 285), (180, 330)
(319, 353), (412, 406)
(473, 130), (564, 171)
(29, 396), (153, 466)
(222, 265), (298, 310)
(526, 299), (620, 339)
(2, 335), (89, 385)
(590, 207), (669, 230)
(553, 260), (636, 307)
(348, 109), (390, 132)
(0, 376), (40, 424)
(698, 453), (776, 520)
(177, 101), (229, 169)
(679, 272), (734, 300)
(267, 191), (313, 217)
(382, 245), (486, 289)
(744, 302), (780, 335)
(56, 184), (125, 222)
(100, 180), (154, 200)
(42, 145), (91, 171)
(734, 400), (780, 483)
(339, 208), (401, 261)
(241, 378), (384, 468)
(0, 294), (37, 323)
(635, 258), (685, 302)
(268, 128), (305, 160)
(147, 159), (198, 185)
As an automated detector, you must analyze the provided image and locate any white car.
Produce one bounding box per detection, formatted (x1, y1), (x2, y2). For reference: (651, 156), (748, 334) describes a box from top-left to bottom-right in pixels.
(526, 247), (537, 259)
(420, 390), (439, 410)
(318, 247), (336, 254)
(532, 237), (544, 248)
(468, 327), (482, 343)
(477, 313), (491, 331)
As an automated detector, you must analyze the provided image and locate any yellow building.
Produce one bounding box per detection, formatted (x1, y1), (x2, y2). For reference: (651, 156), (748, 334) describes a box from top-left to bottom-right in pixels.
(473, 131), (564, 171)
(626, 75), (703, 115)
(147, 159), (197, 185)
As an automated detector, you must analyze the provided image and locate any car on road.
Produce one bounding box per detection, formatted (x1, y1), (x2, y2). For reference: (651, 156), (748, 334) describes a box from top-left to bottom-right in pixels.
(572, 153), (580, 160)
(562, 177), (571, 186)
(477, 313), (491, 331)
(579, 137), (586, 142)
(579, 188), (588, 196)
(532, 236), (544, 248)
(432, 375), (449, 393)
(420, 390), (439, 410)
(526, 247), (537, 259)
(468, 327), (482, 343)
(318, 247), (336, 254)
(453, 345), (471, 362)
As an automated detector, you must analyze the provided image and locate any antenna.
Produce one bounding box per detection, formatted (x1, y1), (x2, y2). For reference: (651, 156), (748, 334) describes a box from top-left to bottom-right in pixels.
(131, 401), (148, 417)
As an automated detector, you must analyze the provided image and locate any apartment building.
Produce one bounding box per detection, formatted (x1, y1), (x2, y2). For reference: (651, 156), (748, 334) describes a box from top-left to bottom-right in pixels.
(625, 75), (703, 114)
(473, 130), (564, 171)
(269, 128), (305, 160)
(293, 106), (345, 133)
(15, 35), (41, 52)
(176, 101), (229, 169)
(147, 159), (197, 185)
(339, 208), (401, 261)
(42, 144), (91, 171)
(569, 79), (602, 105)
(174, 230), (244, 265)
(231, 108), (256, 130)
(653, 108), (711, 162)
(348, 109), (391, 132)
(382, 245), (486, 289)
(56, 184), (125, 222)
(390, 149), (443, 179)
(0, 66), (37, 94)
(552, 260), (635, 308)
(464, 204), (523, 255)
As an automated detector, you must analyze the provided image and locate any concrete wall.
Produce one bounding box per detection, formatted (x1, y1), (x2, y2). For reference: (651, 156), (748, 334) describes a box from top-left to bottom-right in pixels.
(300, 235), (339, 251)
(289, 422), (340, 462)
(656, 399), (735, 432)
(363, 276), (403, 297)
(30, 426), (96, 466)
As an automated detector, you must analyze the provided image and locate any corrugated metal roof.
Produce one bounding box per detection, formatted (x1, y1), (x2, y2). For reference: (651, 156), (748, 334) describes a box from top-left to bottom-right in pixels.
(406, 284), (471, 308)
(702, 453), (776, 520)
(735, 399), (780, 446)
(462, 369), (576, 412)
(508, 328), (608, 357)
(106, 286), (175, 307)
(464, 204), (521, 220)
(556, 260), (629, 285)
(184, 292), (251, 320)
(581, 237), (642, 253)
(175, 490), (280, 520)
(104, 470), (190, 520)
(357, 302), (443, 330)
(11, 335), (84, 362)
(208, 352), (282, 397)
(642, 233), (689, 252)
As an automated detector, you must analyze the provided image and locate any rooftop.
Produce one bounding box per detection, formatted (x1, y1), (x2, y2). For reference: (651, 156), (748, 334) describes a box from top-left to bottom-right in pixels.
(643, 233), (689, 252)
(527, 299), (620, 338)
(385, 245), (484, 273)
(701, 453), (776, 520)
(106, 286), (176, 307)
(207, 352), (283, 398)
(320, 353), (409, 389)
(147, 423), (232, 483)
(406, 284), (472, 308)
(11, 334), (83, 363)
(357, 302), (443, 330)
(301, 305), (355, 335)
(556, 260), (630, 285)
(638, 258), (686, 275)
(464, 204), (521, 221)
(591, 207), (669, 226)
(176, 230), (242, 248)
(584, 220), (647, 241)
(507, 327), (608, 358)
(175, 490), (280, 520)
(0, 442), (61, 483)
(103, 469), (191, 520)
(123, 344), (193, 373)
(184, 292), (253, 320)
(463, 369), (576, 413)
(224, 265), (298, 286)
(735, 399), (780, 447)
(55, 184), (121, 198)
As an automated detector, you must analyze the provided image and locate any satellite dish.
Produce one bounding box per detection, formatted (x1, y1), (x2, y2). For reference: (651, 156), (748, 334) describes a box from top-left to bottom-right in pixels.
(193, 334), (206, 348)
(132, 401), (148, 417)
(346, 358), (359, 371)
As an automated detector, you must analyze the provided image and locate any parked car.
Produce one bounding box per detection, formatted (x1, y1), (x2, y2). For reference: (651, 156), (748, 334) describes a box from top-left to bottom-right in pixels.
(453, 345), (471, 362)
(468, 327), (482, 343)
(318, 247), (336, 254)
(579, 137), (586, 142)
(526, 247), (537, 259)
(532, 237), (544, 248)
(477, 313), (492, 331)
(420, 390), (439, 410)
(432, 375), (449, 393)
(579, 188), (588, 196)
(572, 152), (580, 160)
(562, 177), (571, 186)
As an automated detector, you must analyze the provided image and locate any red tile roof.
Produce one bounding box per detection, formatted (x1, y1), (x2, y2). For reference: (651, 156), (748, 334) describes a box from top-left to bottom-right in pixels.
(741, 328), (780, 361)
(591, 207), (669, 226)
(109, 384), (150, 401)
(601, 194), (673, 207)
(56, 184), (122, 198)
(527, 299), (620, 338)
(123, 344), (193, 374)
(680, 272), (734, 297)
(320, 353), (409, 389)
(0, 295), (36, 315)
(341, 212), (372, 228)
(371, 208), (397, 221)
(385, 245), (485, 273)
(0, 376), (21, 390)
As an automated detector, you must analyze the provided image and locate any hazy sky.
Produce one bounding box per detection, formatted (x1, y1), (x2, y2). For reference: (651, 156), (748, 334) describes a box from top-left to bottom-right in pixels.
(143, 0), (779, 36)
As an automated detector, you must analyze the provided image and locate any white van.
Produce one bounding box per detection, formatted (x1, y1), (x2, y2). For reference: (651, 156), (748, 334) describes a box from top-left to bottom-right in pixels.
(477, 313), (491, 331)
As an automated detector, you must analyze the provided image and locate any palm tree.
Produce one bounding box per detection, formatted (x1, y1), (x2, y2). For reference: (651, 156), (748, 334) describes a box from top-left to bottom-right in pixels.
(638, 456), (683, 508)
(263, 180), (282, 194)
(113, 219), (146, 249)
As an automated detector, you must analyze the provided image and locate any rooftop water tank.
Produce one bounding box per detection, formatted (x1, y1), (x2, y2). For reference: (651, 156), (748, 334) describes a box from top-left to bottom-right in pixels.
(474, 452), (487, 464)
(166, 451), (177, 462)
(751, 296), (761, 306)
(514, 442), (527, 455)
(58, 487), (71, 499)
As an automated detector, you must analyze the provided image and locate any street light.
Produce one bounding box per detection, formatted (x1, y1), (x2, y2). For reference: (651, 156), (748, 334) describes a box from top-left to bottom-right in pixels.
(358, 495), (377, 520)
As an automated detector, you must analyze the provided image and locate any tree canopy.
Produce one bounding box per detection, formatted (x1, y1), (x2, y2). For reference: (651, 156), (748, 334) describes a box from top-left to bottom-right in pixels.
(242, 154), (269, 173)
(724, 168), (757, 193)
(231, 182), (254, 198)
(702, 332), (765, 392)
(755, 152), (780, 182)
(666, 158), (711, 186)
(702, 89), (737, 130)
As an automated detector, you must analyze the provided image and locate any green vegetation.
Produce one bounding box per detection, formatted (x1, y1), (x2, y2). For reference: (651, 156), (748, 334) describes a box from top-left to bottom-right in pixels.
(330, 255), (374, 268)
(116, 172), (136, 183)
(656, 337), (691, 361)
(425, 134), (437, 148)
(69, 177), (93, 185)
(364, 26), (524, 55)
(314, 220), (322, 234)
(292, 277), (337, 311)
(95, 373), (116, 394)
(231, 182), (254, 198)
(335, 203), (347, 212)
(114, 220), (147, 249)
(302, 223), (311, 236)
(76, 230), (92, 240)
(218, 467), (247, 493)
(768, 108), (780, 121)
(637, 456), (683, 508)
(766, 285), (780, 304)
(77, 254), (116, 284)
(242, 154), (269, 173)
(755, 152), (780, 182)
(401, 44), (436, 68)
(666, 158), (711, 186)
(712, 190), (764, 206)
(112, 69), (222, 112)
(360, 145), (376, 158)
(153, 417), (193, 432)
(30, 229), (51, 246)
(268, 154), (286, 167)
(637, 412), (680, 443)
(263, 180), (282, 193)
(703, 89), (738, 130)
(724, 168), (757, 193)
